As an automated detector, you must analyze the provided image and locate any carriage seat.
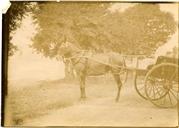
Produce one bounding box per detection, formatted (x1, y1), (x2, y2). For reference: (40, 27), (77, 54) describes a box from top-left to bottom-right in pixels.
(147, 56), (178, 70)
(155, 56), (178, 65)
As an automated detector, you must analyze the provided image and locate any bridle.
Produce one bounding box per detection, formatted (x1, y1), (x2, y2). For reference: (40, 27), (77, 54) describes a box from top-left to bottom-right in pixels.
(62, 50), (91, 67)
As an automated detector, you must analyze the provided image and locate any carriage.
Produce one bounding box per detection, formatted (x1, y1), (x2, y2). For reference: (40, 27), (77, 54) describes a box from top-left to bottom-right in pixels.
(59, 41), (178, 108)
(133, 55), (178, 108)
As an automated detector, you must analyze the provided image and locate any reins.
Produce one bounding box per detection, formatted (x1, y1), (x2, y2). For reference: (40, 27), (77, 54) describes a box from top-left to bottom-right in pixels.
(63, 50), (130, 76)
(63, 50), (153, 72)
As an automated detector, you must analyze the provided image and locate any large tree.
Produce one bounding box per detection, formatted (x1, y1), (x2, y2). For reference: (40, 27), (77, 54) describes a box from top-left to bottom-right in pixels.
(32, 2), (110, 58)
(3, 3), (34, 124)
(32, 2), (111, 79)
(31, 3), (177, 78)
(3, 2), (33, 96)
(103, 4), (176, 55)
(32, 3), (176, 56)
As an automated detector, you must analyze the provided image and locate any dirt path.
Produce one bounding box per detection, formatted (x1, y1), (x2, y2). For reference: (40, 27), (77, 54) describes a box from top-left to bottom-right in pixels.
(22, 77), (178, 127)
(24, 98), (177, 127)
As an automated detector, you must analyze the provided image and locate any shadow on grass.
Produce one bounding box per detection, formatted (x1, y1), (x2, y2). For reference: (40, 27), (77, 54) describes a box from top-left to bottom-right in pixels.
(8, 78), (79, 125)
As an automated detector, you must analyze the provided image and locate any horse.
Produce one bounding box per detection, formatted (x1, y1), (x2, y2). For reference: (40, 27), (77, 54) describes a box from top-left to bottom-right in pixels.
(58, 41), (126, 101)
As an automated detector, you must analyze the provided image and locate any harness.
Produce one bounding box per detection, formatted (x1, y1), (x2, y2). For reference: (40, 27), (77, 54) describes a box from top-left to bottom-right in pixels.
(63, 50), (91, 76)
(63, 50), (128, 76)
(64, 51), (87, 66)
(72, 51), (87, 66)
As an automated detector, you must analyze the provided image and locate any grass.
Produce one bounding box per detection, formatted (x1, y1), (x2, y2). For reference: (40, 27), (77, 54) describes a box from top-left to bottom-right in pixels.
(6, 76), (116, 125)
(7, 79), (79, 125)
(5, 74), (178, 127)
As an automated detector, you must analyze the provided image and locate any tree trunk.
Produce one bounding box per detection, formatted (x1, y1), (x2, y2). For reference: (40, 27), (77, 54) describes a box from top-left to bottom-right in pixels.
(2, 9), (10, 126)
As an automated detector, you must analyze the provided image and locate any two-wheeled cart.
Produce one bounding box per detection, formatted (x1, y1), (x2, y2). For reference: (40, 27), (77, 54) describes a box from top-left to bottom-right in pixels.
(134, 56), (178, 108)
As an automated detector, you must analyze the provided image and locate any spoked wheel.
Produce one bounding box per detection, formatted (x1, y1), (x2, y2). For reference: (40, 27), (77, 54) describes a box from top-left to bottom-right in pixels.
(145, 63), (179, 108)
(134, 69), (148, 99)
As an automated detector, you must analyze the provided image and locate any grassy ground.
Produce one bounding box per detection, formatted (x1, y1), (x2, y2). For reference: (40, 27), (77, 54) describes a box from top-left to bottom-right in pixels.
(6, 76), (116, 125)
(5, 74), (178, 126)
(7, 79), (77, 125)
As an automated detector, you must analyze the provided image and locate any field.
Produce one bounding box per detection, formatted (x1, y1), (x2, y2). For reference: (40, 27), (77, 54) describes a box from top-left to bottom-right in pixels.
(6, 73), (177, 127)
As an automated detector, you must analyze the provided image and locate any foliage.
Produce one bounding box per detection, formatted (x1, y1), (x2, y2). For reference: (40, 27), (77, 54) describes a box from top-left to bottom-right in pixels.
(32, 3), (177, 58)
(32, 2), (110, 58)
(8, 2), (33, 56)
(105, 4), (176, 55)
(8, 43), (18, 56)
(9, 2), (33, 31)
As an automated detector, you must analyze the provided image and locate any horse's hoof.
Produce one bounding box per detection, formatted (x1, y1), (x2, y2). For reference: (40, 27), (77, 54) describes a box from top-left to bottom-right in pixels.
(80, 97), (87, 101)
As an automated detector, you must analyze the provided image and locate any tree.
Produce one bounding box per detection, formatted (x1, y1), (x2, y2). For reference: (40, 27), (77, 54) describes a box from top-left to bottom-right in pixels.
(3, 2), (33, 96)
(32, 2), (111, 79)
(32, 2), (110, 58)
(3, 1), (33, 96)
(3, 3), (34, 125)
(8, 2), (33, 56)
(31, 3), (177, 78)
(100, 4), (177, 55)
(32, 3), (176, 56)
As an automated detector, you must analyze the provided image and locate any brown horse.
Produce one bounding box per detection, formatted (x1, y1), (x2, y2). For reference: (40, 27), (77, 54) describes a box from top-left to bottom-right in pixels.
(58, 42), (126, 101)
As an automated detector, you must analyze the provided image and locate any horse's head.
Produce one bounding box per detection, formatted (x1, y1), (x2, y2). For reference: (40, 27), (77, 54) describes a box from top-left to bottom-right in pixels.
(58, 41), (79, 58)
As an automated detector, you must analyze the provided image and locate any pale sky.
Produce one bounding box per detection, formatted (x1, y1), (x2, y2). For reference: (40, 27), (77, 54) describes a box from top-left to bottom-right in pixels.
(9, 14), (65, 81)
(109, 3), (136, 12)
(159, 3), (178, 22)
(156, 4), (178, 57)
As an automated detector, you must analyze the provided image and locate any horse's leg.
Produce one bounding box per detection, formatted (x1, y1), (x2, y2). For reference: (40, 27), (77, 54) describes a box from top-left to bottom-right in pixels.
(112, 73), (122, 102)
(79, 72), (86, 99)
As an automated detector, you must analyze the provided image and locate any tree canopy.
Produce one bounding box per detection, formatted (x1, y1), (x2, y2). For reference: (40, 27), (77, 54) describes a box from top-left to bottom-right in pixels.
(32, 3), (177, 58)
(104, 4), (176, 54)
(8, 2), (33, 56)
(32, 2), (110, 58)
(9, 2), (32, 32)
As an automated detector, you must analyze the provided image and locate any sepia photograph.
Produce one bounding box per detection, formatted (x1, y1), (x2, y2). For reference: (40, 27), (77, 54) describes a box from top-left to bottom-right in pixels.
(2, 1), (179, 127)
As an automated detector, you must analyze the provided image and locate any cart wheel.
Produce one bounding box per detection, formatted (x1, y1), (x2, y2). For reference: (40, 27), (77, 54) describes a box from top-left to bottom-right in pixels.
(134, 69), (148, 99)
(145, 63), (178, 108)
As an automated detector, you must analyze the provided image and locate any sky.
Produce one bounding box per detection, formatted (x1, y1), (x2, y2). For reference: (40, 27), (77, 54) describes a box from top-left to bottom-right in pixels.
(9, 15), (65, 81)
(8, 3), (178, 81)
